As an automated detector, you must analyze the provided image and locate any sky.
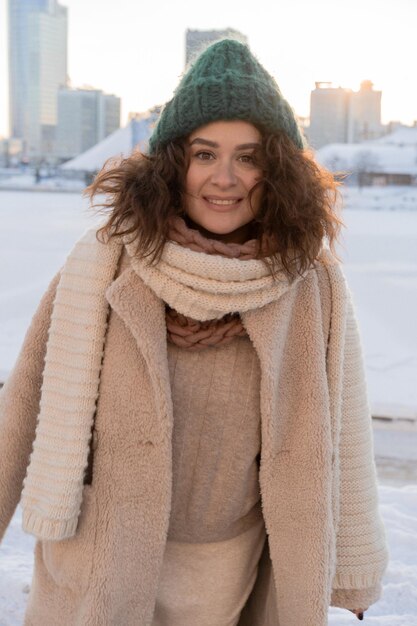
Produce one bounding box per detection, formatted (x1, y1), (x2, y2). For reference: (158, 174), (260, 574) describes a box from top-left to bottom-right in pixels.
(0, 0), (416, 137)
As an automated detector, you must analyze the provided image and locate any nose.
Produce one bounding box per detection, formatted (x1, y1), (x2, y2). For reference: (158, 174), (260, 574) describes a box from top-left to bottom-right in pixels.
(211, 159), (238, 188)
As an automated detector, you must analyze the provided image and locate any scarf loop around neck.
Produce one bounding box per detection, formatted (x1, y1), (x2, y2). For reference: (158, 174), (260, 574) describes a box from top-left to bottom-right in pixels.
(124, 226), (304, 324)
(159, 216), (291, 349)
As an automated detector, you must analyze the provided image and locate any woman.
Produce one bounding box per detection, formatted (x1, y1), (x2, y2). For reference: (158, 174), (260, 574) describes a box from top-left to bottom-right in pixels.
(0, 39), (388, 625)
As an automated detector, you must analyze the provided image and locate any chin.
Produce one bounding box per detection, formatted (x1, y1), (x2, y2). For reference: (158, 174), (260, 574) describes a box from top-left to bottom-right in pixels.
(204, 224), (239, 236)
(193, 219), (255, 244)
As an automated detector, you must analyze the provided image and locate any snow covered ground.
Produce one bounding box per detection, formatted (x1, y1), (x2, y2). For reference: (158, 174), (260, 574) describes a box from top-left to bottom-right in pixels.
(0, 187), (417, 624)
(342, 185), (417, 213)
(0, 190), (96, 382)
(0, 173), (86, 193)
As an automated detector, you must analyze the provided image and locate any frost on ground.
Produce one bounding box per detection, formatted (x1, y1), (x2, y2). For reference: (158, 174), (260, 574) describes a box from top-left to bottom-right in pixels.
(1, 486), (416, 625)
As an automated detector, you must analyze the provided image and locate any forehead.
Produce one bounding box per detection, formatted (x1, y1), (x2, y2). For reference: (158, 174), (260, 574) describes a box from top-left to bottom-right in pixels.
(188, 120), (262, 145)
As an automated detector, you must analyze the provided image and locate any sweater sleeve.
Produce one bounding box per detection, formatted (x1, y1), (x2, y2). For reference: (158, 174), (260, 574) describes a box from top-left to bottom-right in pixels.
(0, 273), (60, 543)
(330, 286), (389, 610)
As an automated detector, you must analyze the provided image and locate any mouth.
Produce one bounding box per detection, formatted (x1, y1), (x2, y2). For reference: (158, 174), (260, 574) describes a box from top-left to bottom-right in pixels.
(204, 196), (243, 207)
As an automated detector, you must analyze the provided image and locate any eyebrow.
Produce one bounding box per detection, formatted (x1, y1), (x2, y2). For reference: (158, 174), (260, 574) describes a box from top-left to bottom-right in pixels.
(189, 138), (261, 150)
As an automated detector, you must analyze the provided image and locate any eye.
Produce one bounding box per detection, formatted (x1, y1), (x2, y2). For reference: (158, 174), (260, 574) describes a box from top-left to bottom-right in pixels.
(194, 151), (215, 161)
(238, 153), (256, 164)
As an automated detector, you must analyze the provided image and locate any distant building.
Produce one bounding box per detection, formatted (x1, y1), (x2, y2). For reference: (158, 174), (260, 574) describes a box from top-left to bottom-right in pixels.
(308, 80), (384, 149)
(297, 116), (310, 136)
(309, 82), (351, 148)
(384, 119), (417, 136)
(60, 109), (161, 175)
(185, 28), (248, 66)
(127, 105), (162, 124)
(0, 136), (24, 166)
(56, 88), (121, 160)
(347, 81), (382, 143)
(8, 0), (68, 158)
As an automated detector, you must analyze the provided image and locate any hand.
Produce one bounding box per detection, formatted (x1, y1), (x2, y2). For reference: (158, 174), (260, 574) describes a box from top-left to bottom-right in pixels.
(349, 608), (367, 620)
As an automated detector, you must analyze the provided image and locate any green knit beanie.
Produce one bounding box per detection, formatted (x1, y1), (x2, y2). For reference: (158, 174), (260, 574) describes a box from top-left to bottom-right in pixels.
(148, 38), (306, 153)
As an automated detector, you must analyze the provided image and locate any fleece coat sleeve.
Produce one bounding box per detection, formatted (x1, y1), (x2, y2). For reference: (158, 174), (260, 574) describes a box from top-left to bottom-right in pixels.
(0, 273), (60, 543)
(330, 287), (389, 610)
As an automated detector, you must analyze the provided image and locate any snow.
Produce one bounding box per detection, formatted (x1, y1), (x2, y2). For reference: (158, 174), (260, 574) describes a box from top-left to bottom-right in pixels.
(0, 508), (34, 626)
(316, 126), (417, 177)
(342, 186), (417, 213)
(338, 187), (417, 420)
(0, 173), (85, 192)
(0, 190), (97, 382)
(372, 126), (417, 147)
(317, 143), (417, 176)
(0, 186), (417, 624)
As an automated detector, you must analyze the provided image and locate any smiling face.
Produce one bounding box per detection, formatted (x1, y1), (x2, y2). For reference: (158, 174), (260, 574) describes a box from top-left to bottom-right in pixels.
(183, 120), (264, 243)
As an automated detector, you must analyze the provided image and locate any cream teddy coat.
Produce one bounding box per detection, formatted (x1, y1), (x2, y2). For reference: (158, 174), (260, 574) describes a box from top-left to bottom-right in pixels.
(0, 231), (388, 626)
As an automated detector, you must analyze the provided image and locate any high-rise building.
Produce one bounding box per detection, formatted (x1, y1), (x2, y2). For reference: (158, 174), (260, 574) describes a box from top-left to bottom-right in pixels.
(308, 82), (351, 149)
(185, 29), (248, 66)
(8, 0), (68, 158)
(347, 80), (382, 143)
(308, 81), (383, 149)
(56, 88), (121, 160)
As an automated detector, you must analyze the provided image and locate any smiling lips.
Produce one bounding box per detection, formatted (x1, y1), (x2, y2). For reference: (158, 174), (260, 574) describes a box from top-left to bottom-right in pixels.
(205, 197), (242, 206)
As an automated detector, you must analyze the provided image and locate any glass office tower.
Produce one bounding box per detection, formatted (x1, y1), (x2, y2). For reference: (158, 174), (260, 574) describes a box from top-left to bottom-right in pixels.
(8, 0), (68, 158)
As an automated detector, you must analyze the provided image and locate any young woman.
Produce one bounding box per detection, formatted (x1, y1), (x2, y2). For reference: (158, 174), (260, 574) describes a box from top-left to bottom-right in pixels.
(0, 39), (388, 625)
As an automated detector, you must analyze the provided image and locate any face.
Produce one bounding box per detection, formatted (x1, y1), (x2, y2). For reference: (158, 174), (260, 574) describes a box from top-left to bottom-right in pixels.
(184, 120), (263, 243)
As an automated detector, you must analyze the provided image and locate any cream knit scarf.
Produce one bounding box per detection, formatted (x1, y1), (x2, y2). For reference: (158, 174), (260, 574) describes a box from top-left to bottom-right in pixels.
(124, 233), (304, 323)
(164, 216), (257, 350)
(21, 228), (311, 541)
(143, 216), (293, 350)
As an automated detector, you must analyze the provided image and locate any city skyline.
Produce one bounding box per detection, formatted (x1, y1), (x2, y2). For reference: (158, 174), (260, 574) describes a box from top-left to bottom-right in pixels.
(1, 0), (416, 138)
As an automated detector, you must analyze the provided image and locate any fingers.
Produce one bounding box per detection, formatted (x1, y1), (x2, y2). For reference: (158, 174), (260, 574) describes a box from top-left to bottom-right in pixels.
(349, 609), (365, 620)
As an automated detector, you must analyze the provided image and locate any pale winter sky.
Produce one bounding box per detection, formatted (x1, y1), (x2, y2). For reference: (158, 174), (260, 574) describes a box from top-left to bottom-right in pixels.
(0, 0), (416, 137)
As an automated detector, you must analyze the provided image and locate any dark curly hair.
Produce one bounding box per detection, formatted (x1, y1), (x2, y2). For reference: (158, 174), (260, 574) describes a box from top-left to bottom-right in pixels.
(86, 129), (345, 281)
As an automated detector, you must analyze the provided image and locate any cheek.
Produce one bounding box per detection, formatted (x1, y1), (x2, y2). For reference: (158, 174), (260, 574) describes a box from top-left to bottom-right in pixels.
(248, 180), (264, 213)
(184, 164), (201, 194)
(244, 169), (263, 191)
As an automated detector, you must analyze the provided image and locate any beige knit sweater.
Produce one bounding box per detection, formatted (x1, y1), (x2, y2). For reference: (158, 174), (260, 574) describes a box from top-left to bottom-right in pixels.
(167, 336), (263, 542)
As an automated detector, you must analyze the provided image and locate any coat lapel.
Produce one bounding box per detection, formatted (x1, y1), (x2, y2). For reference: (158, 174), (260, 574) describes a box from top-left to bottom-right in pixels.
(242, 270), (335, 626)
(242, 285), (300, 459)
(105, 266), (173, 438)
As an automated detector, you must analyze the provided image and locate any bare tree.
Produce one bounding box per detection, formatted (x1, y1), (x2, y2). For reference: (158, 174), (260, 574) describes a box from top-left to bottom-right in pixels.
(353, 150), (381, 188)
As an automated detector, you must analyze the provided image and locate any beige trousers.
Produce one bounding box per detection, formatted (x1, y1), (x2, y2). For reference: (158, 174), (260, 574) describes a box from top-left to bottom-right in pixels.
(152, 520), (267, 626)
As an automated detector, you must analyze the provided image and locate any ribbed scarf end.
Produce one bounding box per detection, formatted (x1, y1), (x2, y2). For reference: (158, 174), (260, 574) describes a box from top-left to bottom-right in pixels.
(22, 509), (79, 541)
